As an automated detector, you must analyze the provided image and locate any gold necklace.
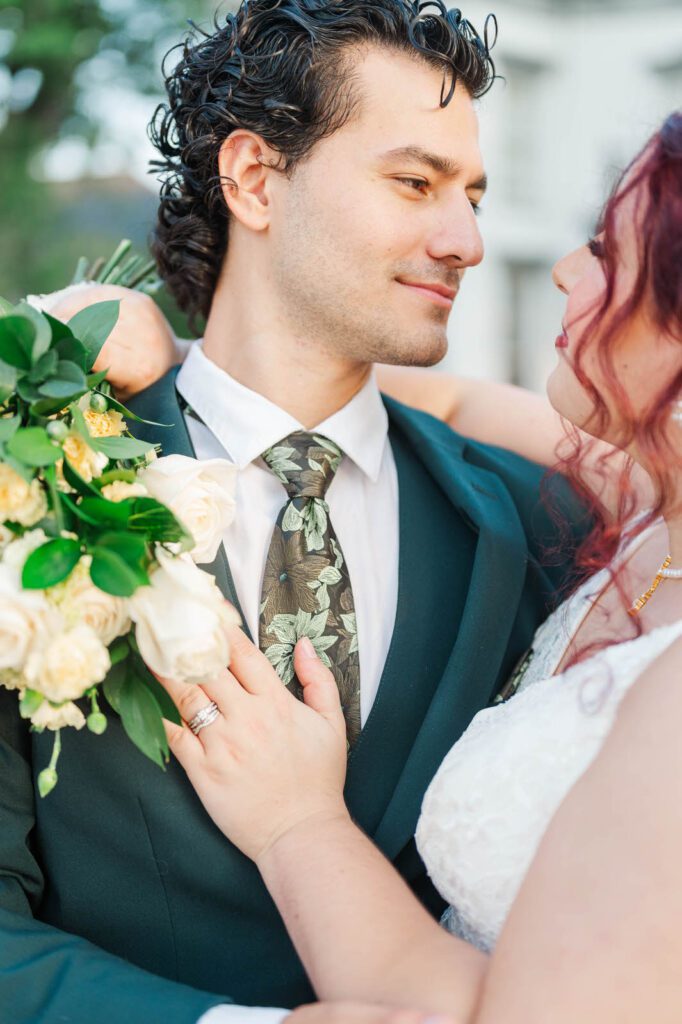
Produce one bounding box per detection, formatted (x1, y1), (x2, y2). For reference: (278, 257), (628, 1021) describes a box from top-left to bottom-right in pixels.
(627, 554), (682, 616)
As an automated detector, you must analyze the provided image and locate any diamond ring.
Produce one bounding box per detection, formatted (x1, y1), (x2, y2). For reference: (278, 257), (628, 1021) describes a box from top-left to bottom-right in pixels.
(187, 701), (222, 736)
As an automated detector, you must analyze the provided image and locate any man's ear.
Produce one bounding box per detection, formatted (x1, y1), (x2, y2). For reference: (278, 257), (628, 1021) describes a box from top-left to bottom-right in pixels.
(217, 130), (282, 232)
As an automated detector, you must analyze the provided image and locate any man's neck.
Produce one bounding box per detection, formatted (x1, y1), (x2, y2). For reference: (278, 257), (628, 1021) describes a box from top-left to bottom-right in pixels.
(202, 276), (371, 429)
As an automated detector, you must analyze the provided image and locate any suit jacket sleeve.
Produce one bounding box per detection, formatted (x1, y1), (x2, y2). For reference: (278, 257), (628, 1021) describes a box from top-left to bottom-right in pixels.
(0, 689), (230, 1024)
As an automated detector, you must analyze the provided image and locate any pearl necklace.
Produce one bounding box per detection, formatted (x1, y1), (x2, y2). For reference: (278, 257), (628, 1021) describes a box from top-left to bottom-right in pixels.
(628, 555), (682, 616)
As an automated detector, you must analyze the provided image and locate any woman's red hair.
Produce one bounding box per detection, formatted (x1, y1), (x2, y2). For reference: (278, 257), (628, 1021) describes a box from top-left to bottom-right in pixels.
(551, 110), (682, 660)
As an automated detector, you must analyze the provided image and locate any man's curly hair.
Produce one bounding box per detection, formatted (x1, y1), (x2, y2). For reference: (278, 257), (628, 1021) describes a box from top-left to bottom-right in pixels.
(149, 0), (497, 329)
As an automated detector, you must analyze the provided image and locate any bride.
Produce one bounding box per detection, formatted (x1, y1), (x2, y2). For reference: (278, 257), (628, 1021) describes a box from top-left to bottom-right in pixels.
(54, 112), (681, 1022)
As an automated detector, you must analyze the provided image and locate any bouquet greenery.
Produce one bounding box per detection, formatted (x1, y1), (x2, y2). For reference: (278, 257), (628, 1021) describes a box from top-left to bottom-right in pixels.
(0, 245), (237, 795)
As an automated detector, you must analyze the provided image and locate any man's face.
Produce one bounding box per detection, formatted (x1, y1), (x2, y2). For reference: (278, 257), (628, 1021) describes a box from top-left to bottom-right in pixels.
(268, 46), (486, 367)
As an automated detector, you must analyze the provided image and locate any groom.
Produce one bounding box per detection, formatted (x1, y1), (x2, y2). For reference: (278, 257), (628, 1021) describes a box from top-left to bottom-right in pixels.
(0, 3), (584, 1023)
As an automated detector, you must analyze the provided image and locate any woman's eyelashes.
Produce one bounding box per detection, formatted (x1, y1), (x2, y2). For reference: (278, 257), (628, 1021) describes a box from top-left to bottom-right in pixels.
(588, 236), (605, 258)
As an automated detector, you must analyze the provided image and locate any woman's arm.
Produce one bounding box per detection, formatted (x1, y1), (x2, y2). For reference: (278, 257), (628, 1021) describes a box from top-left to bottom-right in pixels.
(376, 365), (653, 514)
(157, 631), (487, 1022)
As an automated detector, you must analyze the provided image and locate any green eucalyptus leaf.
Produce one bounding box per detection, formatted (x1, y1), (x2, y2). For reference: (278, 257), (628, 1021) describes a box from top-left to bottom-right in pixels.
(118, 673), (168, 768)
(7, 427), (61, 467)
(55, 333), (89, 370)
(0, 414), (20, 443)
(29, 396), (74, 417)
(28, 348), (58, 383)
(0, 315), (35, 370)
(109, 637), (130, 667)
(128, 497), (192, 545)
(104, 393), (172, 428)
(61, 458), (101, 497)
(91, 435), (154, 460)
(0, 360), (17, 404)
(42, 311), (75, 345)
(90, 532), (149, 597)
(134, 659), (182, 726)
(59, 492), (101, 527)
(102, 657), (128, 713)
(16, 378), (43, 404)
(38, 361), (88, 400)
(22, 538), (81, 590)
(67, 300), (120, 367)
(79, 496), (130, 527)
(86, 370), (109, 389)
(14, 302), (52, 363)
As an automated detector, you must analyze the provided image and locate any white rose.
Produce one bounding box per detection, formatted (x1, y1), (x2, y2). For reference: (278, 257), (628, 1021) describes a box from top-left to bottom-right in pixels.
(30, 700), (86, 732)
(0, 564), (63, 672)
(24, 623), (111, 703)
(2, 528), (49, 572)
(0, 524), (14, 552)
(139, 455), (237, 564)
(48, 556), (130, 645)
(130, 547), (240, 683)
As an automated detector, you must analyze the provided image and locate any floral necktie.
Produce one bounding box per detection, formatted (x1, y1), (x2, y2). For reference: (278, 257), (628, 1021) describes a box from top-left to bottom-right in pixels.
(259, 432), (360, 746)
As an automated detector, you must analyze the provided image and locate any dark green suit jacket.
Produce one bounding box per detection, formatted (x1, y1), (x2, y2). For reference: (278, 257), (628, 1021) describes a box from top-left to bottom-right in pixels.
(0, 367), (585, 1023)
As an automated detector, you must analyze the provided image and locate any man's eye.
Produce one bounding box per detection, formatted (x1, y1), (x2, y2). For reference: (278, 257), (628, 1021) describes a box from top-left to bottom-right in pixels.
(588, 237), (605, 258)
(396, 177), (428, 193)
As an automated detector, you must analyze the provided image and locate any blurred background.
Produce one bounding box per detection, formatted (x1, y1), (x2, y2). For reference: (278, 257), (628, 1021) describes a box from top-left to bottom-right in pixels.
(1, 0), (681, 388)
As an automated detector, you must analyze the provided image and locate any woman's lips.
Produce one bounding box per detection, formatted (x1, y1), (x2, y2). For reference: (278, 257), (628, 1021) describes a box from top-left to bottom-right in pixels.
(555, 330), (568, 349)
(396, 279), (457, 309)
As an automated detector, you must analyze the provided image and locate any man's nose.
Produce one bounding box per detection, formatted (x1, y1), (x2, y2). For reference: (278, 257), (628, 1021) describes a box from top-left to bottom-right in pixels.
(427, 195), (484, 268)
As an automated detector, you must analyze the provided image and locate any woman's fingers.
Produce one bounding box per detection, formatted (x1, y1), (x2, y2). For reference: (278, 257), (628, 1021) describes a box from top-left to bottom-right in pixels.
(294, 639), (345, 726)
(162, 716), (203, 766)
(227, 625), (286, 696)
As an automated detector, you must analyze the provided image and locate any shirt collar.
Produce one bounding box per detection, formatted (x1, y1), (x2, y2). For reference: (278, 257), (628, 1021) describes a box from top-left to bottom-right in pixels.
(176, 341), (388, 482)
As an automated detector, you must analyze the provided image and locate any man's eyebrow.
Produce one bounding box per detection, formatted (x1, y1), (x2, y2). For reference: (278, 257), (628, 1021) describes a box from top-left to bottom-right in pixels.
(379, 146), (487, 191)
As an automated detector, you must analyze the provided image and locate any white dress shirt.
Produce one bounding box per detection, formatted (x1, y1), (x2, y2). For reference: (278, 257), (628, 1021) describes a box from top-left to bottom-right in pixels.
(177, 342), (400, 1024)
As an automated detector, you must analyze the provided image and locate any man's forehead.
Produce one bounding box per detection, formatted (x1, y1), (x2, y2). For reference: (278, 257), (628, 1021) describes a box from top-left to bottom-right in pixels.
(348, 48), (483, 167)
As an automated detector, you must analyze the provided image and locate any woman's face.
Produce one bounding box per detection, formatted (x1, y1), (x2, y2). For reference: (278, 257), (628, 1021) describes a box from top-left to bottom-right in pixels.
(546, 174), (682, 453)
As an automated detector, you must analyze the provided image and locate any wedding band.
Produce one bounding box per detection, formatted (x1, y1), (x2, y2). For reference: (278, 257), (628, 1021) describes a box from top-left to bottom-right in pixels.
(188, 701), (222, 735)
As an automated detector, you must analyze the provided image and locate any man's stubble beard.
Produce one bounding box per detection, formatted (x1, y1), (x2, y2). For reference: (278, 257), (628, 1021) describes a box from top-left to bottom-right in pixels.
(272, 236), (451, 369)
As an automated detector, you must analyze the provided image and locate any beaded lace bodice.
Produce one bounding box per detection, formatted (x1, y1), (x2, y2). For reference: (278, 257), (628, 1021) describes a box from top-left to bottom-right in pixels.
(415, 558), (682, 953)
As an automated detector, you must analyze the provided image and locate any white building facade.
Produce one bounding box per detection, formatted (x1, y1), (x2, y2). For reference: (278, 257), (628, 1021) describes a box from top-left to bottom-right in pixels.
(445, 0), (682, 390)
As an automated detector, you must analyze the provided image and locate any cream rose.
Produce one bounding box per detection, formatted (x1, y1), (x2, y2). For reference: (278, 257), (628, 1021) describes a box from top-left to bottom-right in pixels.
(24, 623), (111, 703)
(30, 700), (86, 732)
(0, 563), (62, 673)
(101, 480), (148, 503)
(139, 455), (236, 564)
(0, 464), (48, 526)
(48, 555), (130, 645)
(1, 527), (49, 572)
(130, 547), (240, 683)
(61, 433), (109, 483)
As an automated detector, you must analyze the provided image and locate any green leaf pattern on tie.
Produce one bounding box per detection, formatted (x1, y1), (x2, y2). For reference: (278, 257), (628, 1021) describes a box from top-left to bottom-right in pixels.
(259, 431), (361, 745)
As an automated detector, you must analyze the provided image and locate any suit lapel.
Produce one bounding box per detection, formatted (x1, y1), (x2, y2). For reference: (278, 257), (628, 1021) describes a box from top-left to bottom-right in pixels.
(364, 399), (529, 857)
(125, 367), (252, 639)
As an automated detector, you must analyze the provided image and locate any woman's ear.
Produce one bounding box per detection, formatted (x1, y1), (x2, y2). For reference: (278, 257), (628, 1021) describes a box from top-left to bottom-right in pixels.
(218, 130), (281, 232)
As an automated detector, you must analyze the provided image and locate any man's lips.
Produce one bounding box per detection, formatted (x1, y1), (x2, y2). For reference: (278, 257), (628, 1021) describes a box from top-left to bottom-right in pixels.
(396, 278), (458, 308)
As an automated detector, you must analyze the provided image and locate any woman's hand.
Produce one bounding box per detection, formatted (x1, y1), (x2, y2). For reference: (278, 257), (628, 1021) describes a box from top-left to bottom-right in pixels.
(34, 283), (184, 401)
(154, 624), (349, 864)
(286, 1003), (453, 1024)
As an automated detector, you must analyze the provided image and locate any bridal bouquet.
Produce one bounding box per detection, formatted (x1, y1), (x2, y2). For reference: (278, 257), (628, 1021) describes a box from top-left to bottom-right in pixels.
(0, 248), (238, 795)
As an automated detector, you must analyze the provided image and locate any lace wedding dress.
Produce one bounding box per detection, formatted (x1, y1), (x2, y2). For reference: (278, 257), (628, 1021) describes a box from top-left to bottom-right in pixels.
(415, 543), (682, 954)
